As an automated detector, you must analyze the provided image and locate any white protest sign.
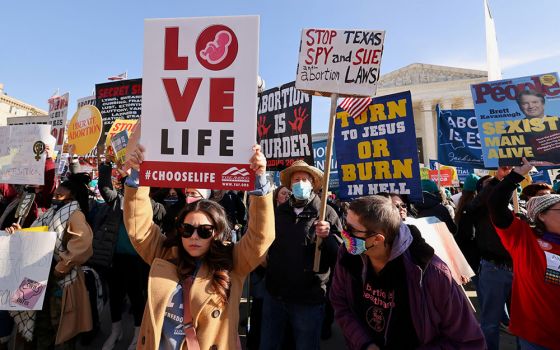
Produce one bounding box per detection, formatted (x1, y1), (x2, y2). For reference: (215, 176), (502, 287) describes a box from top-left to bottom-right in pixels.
(0, 124), (52, 185)
(77, 95), (96, 108)
(0, 230), (57, 311)
(141, 16), (259, 190)
(404, 216), (475, 284)
(48, 93), (70, 148)
(296, 29), (385, 97)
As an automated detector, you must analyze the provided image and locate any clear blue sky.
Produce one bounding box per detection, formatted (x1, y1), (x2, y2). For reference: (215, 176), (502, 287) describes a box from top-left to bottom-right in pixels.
(2, 0), (559, 133)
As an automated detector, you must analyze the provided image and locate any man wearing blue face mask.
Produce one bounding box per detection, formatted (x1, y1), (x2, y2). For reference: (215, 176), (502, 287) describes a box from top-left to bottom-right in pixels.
(330, 195), (485, 350)
(261, 160), (342, 350)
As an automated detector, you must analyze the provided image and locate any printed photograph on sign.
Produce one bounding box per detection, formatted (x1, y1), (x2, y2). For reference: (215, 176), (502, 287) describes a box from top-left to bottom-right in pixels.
(334, 91), (422, 202)
(140, 16), (259, 190)
(257, 81), (313, 171)
(471, 72), (560, 167)
(111, 130), (129, 164)
(295, 28), (385, 97)
(105, 119), (138, 147)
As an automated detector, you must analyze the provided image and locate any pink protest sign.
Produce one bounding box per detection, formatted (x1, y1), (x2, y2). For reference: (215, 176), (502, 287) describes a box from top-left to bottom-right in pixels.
(11, 278), (46, 310)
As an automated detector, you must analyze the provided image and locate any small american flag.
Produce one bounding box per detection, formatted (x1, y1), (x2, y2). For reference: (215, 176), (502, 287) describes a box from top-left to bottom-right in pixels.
(339, 96), (372, 118)
(107, 72), (128, 81)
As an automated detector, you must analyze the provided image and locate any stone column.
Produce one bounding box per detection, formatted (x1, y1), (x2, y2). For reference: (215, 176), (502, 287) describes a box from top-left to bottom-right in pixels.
(440, 99), (453, 110)
(421, 100), (436, 165)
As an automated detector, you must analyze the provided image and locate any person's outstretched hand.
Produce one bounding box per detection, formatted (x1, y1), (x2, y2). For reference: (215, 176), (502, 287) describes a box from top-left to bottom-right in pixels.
(124, 120), (143, 171)
(250, 144), (266, 176)
(5, 223), (22, 235)
(513, 157), (532, 177)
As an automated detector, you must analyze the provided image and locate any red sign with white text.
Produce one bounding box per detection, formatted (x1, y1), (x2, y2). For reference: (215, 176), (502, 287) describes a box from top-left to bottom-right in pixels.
(428, 169), (453, 187)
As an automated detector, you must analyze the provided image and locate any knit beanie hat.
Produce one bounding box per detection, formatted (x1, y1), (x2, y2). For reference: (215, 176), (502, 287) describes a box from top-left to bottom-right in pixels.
(421, 179), (439, 194)
(463, 174), (480, 192)
(526, 194), (560, 221)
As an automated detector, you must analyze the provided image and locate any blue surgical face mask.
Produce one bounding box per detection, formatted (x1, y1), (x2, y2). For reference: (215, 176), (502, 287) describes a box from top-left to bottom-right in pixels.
(291, 181), (313, 200)
(341, 230), (368, 255)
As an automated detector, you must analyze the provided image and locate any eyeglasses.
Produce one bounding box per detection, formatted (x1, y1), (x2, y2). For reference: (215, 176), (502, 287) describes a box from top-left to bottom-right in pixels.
(177, 223), (215, 239)
(395, 203), (407, 210)
(342, 222), (377, 239)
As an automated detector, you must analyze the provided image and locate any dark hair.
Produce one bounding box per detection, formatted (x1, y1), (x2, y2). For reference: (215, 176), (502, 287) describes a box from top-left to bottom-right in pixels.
(454, 190), (476, 225)
(476, 175), (493, 193)
(520, 182), (552, 201)
(163, 199), (233, 306)
(273, 186), (289, 207)
(348, 195), (402, 247)
(59, 173), (90, 213)
(516, 89), (545, 109)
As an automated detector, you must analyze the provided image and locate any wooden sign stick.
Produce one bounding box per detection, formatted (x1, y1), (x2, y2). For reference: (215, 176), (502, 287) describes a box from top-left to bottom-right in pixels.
(313, 93), (338, 272)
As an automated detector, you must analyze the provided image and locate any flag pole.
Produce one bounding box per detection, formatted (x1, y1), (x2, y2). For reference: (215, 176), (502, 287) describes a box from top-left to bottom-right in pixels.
(313, 93), (339, 272)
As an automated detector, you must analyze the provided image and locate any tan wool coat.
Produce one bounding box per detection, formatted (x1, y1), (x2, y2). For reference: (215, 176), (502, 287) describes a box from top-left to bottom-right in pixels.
(123, 187), (275, 350)
(53, 210), (94, 344)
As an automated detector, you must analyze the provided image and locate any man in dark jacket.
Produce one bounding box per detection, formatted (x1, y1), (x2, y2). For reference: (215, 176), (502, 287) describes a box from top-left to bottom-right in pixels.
(261, 160), (342, 350)
(465, 175), (514, 350)
(330, 195), (485, 350)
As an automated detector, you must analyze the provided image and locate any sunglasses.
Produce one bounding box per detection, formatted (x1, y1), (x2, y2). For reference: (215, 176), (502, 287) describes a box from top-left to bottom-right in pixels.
(395, 203), (407, 210)
(177, 223), (215, 239)
(342, 222), (377, 239)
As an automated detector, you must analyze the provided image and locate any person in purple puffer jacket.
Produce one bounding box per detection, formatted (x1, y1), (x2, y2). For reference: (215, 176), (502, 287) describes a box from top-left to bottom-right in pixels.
(330, 195), (485, 350)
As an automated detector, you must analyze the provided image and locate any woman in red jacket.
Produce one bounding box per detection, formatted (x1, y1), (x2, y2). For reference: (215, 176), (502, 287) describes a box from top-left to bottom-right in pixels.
(489, 157), (560, 350)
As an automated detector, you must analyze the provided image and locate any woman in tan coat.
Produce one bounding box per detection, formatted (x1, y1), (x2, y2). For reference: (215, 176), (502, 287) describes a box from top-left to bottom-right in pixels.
(7, 173), (93, 348)
(124, 140), (275, 350)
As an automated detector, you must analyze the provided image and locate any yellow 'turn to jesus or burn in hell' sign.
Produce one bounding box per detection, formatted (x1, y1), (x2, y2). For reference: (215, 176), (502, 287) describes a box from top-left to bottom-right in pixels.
(67, 105), (102, 156)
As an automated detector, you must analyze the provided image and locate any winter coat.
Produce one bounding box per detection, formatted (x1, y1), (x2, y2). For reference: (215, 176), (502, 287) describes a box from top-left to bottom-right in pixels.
(265, 194), (342, 304)
(415, 192), (457, 234)
(44, 210), (93, 344)
(330, 224), (485, 350)
(123, 187), (275, 350)
(87, 163), (121, 267)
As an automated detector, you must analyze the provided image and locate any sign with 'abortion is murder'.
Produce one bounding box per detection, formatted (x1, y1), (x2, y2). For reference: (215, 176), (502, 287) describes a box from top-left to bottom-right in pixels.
(140, 16), (259, 190)
(257, 81), (313, 171)
(296, 29), (385, 97)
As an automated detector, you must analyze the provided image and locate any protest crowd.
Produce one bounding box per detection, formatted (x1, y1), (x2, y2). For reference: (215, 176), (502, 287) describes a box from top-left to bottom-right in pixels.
(1, 14), (560, 350)
(1, 129), (559, 350)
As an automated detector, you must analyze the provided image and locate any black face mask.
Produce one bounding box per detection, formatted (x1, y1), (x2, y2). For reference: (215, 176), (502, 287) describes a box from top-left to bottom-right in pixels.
(164, 196), (179, 206)
(51, 199), (66, 210)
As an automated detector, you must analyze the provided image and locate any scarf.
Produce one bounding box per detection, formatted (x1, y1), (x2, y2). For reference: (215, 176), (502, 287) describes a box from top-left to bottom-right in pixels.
(11, 201), (81, 342)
